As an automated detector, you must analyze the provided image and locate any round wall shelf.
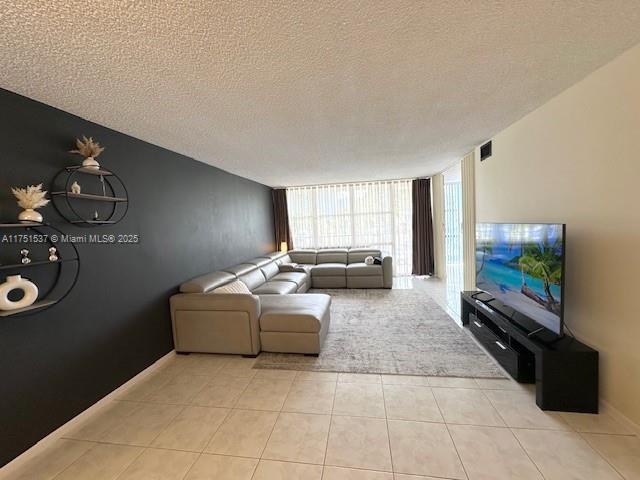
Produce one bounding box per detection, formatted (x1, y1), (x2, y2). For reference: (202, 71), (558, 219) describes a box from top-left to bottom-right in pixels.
(50, 165), (128, 226)
(0, 223), (80, 317)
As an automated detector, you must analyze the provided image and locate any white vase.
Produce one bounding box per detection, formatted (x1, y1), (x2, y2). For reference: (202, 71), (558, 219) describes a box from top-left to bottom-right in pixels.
(0, 275), (39, 311)
(82, 156), (100, 170)
(18, 209), (43, 223)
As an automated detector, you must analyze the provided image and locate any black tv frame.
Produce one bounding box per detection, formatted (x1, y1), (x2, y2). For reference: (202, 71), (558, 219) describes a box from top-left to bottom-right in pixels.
(475, 222), (566, 341)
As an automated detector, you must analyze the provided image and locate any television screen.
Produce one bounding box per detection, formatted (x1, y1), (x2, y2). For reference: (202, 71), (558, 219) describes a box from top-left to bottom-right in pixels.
(475, 223), (565, 334)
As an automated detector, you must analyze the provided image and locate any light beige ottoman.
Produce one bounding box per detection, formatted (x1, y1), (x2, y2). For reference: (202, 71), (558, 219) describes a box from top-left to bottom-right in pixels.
(258, 294), (331, 355)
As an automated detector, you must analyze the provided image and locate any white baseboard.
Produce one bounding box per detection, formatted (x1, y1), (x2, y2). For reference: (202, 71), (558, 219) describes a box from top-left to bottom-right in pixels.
(600, 399), (640, 436)
(0, 350), (177, 475)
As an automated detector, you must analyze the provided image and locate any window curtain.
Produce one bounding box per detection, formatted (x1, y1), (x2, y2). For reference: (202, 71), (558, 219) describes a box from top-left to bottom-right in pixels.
(272, 188), (292, 250)
(431, 173), (446, 278)
(411, 178), (435, 275)
(286, 180), (413, 275)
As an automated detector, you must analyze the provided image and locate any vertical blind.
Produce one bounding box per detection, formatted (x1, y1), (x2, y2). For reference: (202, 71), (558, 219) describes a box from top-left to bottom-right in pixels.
(286, 180), (413, 275)
(444, 181), (463, 267)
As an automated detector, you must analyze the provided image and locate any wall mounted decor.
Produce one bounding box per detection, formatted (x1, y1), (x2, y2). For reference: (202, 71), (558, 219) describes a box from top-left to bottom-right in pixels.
(0, 223), (79, 317)
(10, 183), (50, 223)
(50, 165), (128, 226)
(0, 275), (38, 311)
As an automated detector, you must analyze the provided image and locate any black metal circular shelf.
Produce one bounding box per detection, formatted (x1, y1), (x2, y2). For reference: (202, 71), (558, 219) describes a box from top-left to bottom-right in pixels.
(50, 165), (129, 226)
(0, 223), (80, 317)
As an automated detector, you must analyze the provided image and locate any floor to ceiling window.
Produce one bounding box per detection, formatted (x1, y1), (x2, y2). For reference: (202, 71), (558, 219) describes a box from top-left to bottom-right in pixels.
(287, 180), (413, 275)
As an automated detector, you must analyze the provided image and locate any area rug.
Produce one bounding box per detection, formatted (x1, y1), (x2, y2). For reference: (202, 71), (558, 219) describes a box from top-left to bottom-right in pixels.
(254, 289), (505, 378)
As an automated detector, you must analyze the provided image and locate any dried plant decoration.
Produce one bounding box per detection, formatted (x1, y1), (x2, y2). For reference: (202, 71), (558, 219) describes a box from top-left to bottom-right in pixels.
(11, 184), (50, 210)
(70, 135), (105, 170)
(11, 183), (50, 222)
(70, 136), (105, 158)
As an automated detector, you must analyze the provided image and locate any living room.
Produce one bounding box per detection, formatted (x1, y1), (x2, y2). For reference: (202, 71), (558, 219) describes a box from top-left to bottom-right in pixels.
(1, 2), (639, 479)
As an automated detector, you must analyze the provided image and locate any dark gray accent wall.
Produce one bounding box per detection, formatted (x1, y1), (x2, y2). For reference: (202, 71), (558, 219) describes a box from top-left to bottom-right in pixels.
(0, 88), (275, 466)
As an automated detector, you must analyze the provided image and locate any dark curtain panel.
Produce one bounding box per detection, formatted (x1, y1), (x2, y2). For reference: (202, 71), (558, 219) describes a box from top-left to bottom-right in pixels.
(272, 188), (293, 250)
(412, 178), (435, 275)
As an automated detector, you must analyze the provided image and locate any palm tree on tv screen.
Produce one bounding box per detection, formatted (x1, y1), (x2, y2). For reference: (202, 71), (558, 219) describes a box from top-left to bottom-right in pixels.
(518, 236), (562, 314)
(476, 242), (493, 277)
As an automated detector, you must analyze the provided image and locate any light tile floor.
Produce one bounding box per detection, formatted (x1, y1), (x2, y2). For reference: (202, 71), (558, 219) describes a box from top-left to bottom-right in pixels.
(2, 353), (638, 480)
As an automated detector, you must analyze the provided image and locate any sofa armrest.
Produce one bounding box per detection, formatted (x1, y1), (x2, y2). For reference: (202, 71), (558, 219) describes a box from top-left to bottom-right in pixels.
(382, 256), (393, 288)
(170, 293), (260, 313)
(169, 293), (261, 354)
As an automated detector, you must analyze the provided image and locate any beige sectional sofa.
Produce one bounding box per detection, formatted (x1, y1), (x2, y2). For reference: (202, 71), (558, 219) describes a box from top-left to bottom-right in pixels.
(282, 248), (393, 289)
(169, 248), (392, 356)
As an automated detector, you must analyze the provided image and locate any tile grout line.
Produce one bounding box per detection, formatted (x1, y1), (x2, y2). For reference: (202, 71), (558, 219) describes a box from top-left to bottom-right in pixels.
(323, 376), (339, 464)
(507, 427), (548, 480)
(48, 441), (100, 480)
(178, 452), (202, 480)
(109, 399), (193, 479)
(253, 369), (296, 471)
(380, 381), (397, 474)
(577, 431), (629, 480)
(321, 374), (339, 474)
(478, 388), (509, 429)
(202, 357), (258, 455)
(112, 446), (150, 480)
(431, 386), (470, 480)
(476, 382), (564, 479)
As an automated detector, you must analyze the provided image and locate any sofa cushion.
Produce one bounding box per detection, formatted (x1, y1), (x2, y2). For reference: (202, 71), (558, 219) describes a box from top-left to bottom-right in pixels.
(259, 294), (331, 333)
(260, 261), (280, 280)
(261, 251), (288, 261)
(348, 248), (382, 264)
(246, 257), (271, 267)
(276, 254), (293, 264)
(238, 269), (267, 290)
(316, 249), (348, 264)
(212, 280), (252, 294)
(224, 263), (257, 277)
(346, 263), (383, 276)
(179, 271), (236, 293)
(288, 249), (317, 265)
(272, 271), (308, 287)
(311, 263), (347, 277)
(252, 281), (298, 295)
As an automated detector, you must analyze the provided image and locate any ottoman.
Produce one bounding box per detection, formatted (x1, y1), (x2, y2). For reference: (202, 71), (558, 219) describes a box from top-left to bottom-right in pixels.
(258, 294), (331, 354)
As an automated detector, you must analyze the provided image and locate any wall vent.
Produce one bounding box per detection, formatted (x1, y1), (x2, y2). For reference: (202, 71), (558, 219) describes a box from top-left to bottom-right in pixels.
(480, 141), (492, 161)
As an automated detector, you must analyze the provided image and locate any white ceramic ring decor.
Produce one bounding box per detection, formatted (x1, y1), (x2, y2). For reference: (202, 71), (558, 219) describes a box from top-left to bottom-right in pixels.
(0, 275), (39, 311)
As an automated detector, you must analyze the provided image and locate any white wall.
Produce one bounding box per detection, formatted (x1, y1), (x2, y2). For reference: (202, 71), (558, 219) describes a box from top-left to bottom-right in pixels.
(476, 42), (640, 424)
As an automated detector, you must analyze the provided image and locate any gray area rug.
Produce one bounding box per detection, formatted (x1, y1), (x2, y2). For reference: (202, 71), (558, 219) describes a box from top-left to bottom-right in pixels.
(254, 289), (505, 378)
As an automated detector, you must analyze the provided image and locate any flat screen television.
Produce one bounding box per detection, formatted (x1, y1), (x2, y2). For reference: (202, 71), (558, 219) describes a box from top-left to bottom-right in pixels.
(475, 223), (566, 335)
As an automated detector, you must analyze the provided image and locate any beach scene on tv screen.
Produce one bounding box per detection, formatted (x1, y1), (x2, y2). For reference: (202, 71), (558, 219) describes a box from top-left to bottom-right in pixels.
(476, 223), (563, 333)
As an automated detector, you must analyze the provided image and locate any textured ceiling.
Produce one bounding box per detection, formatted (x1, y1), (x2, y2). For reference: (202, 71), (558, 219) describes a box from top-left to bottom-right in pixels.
(2, 2), (640, 187)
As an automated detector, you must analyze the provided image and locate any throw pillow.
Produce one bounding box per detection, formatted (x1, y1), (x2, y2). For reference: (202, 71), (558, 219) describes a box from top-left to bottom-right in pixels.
(212, 280), (251, 294)
(364, 256), (374, 265)
(373, 256), (382, 265)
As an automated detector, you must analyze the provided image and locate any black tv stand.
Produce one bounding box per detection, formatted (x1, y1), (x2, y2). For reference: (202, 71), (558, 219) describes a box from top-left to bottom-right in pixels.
(461, 291), (598, 413)
(527, 327), (545, 338)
